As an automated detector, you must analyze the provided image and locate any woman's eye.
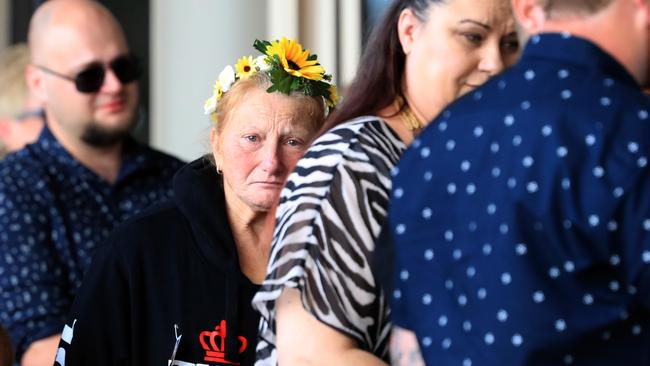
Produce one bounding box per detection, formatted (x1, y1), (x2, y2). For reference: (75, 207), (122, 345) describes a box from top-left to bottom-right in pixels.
(286, 138), (303, 147)
(244, 135), (259, 143)
(463, 33), (484, 45)
(501, 39), (520, 53)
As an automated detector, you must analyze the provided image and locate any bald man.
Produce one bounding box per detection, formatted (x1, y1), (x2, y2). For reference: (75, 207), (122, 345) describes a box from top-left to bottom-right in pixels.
(0, 1), (183, 364)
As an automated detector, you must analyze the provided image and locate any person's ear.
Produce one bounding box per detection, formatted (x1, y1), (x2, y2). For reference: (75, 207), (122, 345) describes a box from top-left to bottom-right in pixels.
(397, 8), (422, 56)
(633, 0), (650, 28)
(25, 64), (47, 104)
(511, 0), (548, 34)
(210, 127), (224, 169)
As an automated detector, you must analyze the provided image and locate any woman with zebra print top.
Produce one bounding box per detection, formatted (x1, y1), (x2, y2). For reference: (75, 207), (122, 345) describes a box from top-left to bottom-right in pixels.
(252, 0), (521, 364)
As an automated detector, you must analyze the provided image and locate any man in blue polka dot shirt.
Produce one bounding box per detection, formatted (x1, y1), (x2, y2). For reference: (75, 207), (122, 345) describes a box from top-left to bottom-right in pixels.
(388, 0), (650, 364)
(0, 0), (183, 364)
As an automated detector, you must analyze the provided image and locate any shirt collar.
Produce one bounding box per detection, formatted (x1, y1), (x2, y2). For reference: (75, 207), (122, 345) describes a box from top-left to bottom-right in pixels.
(522, 32), (639, 88)
(36, 122), (154, 186)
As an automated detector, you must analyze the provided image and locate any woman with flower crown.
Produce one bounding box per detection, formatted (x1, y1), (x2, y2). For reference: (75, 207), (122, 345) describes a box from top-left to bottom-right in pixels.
(52, 39), (335, 366)
(252, 0), (521, 365)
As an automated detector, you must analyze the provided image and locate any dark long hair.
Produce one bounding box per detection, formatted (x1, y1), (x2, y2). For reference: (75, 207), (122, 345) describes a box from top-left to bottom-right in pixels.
(322, 0), (442, 131)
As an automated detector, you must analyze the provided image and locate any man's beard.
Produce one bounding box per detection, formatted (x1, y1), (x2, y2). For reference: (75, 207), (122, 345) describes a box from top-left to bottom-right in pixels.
(81, 122), (133, 147)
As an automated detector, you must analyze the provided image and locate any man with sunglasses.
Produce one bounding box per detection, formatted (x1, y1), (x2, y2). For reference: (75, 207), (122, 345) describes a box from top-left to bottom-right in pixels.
(0, 1), (183, 364)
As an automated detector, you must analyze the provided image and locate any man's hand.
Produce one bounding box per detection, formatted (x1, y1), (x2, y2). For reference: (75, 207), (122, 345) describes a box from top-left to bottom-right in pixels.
(390, 327), (425, 366)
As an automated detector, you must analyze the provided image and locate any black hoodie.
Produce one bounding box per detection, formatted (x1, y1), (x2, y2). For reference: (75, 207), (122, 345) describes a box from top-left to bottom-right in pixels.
(54, 157), (261, 366)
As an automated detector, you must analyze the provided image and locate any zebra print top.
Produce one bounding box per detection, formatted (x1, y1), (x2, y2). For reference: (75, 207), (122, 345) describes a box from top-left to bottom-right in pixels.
(252, 116), (406, 365)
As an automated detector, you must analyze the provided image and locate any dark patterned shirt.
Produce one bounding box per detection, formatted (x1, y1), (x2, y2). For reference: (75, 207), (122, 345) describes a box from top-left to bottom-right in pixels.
(389, 33), (650, 365)
(0, 125), (183, 360)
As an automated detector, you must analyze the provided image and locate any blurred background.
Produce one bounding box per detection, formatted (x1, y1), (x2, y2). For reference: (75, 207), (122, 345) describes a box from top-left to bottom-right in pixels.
(0, 0), (392, 161)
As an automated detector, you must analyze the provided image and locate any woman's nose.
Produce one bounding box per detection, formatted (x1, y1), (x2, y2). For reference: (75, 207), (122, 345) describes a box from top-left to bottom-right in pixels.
(478, 44), (506, 76)
(259, 141), (282, 173)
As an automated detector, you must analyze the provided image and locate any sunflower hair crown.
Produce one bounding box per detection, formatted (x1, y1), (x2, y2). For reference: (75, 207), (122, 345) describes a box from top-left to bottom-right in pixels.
(204, 37), (338, 121)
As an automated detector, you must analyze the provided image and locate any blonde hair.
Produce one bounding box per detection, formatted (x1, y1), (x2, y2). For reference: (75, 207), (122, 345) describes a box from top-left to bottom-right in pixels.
(213, 72), (326, 135)
(0, 44), (30, 118)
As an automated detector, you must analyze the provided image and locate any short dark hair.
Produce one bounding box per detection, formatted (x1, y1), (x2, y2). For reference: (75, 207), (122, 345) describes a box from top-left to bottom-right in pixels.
(322, 0), (444, 132)
(540, 0), (614, 17)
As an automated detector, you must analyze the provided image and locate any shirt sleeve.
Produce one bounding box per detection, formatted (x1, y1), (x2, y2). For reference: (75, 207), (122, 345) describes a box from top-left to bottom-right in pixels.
(375, 221), (415, 332)
(375, 218), (411, 331)
(54, 238), (131, 366)
(618, 170), (650, 310)
(385, 220), (412, 332)
(254, 148), (392, 357)
(0, 175), (69, 360)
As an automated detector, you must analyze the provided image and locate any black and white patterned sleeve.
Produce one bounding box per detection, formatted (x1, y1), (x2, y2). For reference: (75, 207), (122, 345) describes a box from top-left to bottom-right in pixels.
(252, 118), (405, 365)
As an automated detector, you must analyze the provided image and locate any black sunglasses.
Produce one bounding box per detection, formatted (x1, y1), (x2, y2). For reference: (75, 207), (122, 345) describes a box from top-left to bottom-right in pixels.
(35, 54), (141, 93)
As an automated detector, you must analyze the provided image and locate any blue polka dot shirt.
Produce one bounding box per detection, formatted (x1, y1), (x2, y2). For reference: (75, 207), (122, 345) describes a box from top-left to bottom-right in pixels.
(0, 125), (183, 359)
(388, 33), (650, 365)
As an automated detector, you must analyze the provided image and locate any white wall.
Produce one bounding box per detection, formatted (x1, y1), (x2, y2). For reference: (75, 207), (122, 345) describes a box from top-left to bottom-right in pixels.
(267, 0), (298, 40)
(300, 0), (337, 85)
(150, 0), (267, 161)
(339, 0), (362, 87)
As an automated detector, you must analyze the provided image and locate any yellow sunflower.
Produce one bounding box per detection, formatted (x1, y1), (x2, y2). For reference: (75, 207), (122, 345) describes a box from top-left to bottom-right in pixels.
(204, 80), (223, 122)
(326, 84), (339, 108)
(209, 110), (219, 123)
(266, 37), (325, 81)
(213, 80), (223, 101)
(235, 56), (257, 80)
